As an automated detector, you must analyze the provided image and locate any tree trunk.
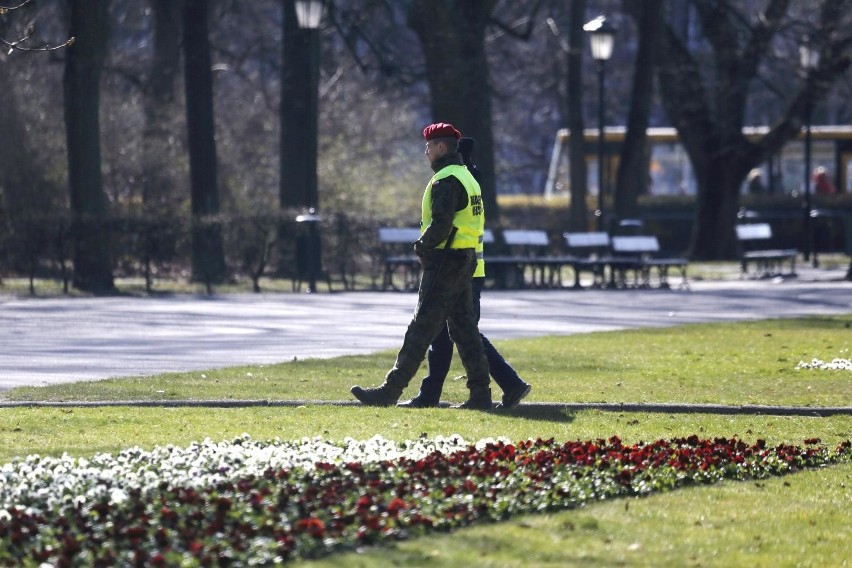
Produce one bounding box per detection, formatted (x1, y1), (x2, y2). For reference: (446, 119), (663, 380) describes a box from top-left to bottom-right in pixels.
(690, 152), (751, 259)
(614, 0), (662, 220)
(63, 0), (114, 293)
(0, 56), (55, 216)
(566, 0), (588, 231)
(183, 0), (225, 284)
(408, 0), (501, 224)
(142, 0), (184, 211)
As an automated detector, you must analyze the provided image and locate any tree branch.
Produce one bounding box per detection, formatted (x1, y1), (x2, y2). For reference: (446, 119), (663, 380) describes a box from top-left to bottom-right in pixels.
(738, 0), (789, 81)
(756, 0), (851, 160)
(0, 1), (74, 53)
(488, 0), (545, 41)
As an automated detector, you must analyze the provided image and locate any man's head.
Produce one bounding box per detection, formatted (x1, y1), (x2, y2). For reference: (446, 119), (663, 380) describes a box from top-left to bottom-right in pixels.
(423, 122), (461, 163)
(457, 137), (475, 166)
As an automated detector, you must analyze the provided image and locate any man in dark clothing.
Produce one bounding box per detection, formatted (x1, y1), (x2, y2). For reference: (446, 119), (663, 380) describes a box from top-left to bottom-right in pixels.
(399, 137), (531, 409)
(350, 123), (492, 409)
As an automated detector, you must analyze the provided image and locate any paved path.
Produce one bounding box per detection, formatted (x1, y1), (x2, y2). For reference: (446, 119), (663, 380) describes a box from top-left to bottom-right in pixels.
(1, 272), (850, 392)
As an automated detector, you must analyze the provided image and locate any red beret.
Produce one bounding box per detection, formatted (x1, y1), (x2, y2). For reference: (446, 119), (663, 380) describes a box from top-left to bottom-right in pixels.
(423, 122), (461, 141)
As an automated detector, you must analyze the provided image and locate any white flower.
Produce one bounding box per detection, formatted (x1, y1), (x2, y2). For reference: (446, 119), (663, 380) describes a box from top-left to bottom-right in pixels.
(0, 434), (489, 513)
(797, 357), (852, 371)
(110, 488), (129, 505)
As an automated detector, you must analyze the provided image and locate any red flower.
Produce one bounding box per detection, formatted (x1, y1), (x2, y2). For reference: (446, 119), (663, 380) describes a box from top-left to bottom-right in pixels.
(295, 517), (326, 538)
(387, 497), (407, 517)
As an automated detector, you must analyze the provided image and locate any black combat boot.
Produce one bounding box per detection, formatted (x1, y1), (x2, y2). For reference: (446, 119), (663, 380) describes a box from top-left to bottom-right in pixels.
(452, 387), (492, 410)
(397, 396), (440, 408)
(496, 382), (532, 409)
(350, 383), (403, 407)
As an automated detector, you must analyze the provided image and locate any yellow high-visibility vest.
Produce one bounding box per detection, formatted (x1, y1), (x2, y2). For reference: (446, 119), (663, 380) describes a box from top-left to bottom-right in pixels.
(421, 164), (485, 276)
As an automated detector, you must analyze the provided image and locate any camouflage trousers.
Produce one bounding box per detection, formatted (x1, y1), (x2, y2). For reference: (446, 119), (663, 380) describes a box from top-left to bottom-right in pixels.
(384, 248), (491, 398)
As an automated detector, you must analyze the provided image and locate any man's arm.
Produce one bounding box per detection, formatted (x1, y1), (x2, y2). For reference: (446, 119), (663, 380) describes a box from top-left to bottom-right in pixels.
(416, 177), (468, 253)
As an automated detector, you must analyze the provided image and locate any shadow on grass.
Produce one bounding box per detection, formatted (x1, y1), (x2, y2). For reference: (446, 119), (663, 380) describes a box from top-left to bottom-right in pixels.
(493, 405), (578, 424)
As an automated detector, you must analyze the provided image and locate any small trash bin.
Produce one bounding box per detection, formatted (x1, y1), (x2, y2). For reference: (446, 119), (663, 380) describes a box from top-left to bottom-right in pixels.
(295, 209), (322, 293)
(811, 208), (842, 255)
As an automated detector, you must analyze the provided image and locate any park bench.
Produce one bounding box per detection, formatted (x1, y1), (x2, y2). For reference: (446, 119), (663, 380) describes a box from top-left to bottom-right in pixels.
(485, 229), (566, 288)
(379, 227), (571, 290)
(377, 227), (421, 290)
(609, 235), (689, 289)
(562, 232), (611, 288)
(378, 227), (500, 290)
(735, 223), (798, 278)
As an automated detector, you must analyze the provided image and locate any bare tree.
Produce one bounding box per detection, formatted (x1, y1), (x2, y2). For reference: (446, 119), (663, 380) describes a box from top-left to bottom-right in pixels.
(142, 0), (184, 211)
(566, 0), (589, 231)
(408, 0), (502, 222)
(657, 0), (851, 260)
(63, 0), (114, 293)
(183, 0), (225, 285)
(613, 0), (662, 221)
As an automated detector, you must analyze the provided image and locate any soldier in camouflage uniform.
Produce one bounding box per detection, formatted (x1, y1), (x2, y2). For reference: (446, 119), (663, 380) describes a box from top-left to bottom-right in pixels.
(350, 122), (492, 409)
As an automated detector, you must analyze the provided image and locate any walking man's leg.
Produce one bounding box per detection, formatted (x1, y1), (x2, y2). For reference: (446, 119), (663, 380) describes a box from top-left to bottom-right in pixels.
(352, 255), (471, 406)
(398, 324), (452, 407)
(446, 277), (491, 409)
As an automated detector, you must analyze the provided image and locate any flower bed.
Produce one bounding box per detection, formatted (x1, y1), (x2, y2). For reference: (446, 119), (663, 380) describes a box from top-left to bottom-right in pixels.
(797, 357), (852, 371)
(1, 434), (849, 565)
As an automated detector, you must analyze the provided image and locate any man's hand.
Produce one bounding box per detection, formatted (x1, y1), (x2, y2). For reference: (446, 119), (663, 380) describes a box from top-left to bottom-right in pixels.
(413, 239), (427, 257)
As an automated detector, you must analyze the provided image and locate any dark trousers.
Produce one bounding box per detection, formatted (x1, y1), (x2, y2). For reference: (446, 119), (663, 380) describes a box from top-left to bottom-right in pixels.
(414, 277), (525, 403)
(384, 250), (490, 398)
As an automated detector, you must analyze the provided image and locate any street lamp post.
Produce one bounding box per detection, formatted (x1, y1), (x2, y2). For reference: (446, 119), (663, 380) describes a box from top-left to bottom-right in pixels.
(295, 0), (323, 210)
(584, 16), (616, 232)
(800, 35), (819, 267)
(293, 0), (324, 292)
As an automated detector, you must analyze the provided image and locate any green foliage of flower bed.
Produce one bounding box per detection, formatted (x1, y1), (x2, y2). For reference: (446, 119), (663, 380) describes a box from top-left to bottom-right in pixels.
(1, 434), (848, 565)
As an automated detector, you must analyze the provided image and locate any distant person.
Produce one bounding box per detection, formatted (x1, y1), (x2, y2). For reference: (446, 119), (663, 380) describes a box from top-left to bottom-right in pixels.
(814, 167), (837, 195)
(398, 137), (532, 410)
(350, 122), (492, 410)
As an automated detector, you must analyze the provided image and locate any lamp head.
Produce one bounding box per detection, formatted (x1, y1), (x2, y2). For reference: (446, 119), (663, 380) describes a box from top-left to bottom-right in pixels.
(295, 0), (324, 29)
(584, 15), (617, 61)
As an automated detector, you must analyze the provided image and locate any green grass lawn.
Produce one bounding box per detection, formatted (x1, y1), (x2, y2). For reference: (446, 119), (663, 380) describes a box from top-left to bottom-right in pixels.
(1, 315), (851, 566)
(7, 315), (851, 408)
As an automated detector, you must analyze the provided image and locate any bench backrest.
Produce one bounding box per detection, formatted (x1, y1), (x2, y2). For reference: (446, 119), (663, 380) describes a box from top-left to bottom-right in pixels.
(736, 223), (772, 241)
(379, 227), (496, 249)
(493, 229), (549, 257)
(378, 227), (421, 244)
(502, 229), (549, 247)
(564, 231), (610, 249)
(611, 235), (660, 255)
(380, 227), (550, 251)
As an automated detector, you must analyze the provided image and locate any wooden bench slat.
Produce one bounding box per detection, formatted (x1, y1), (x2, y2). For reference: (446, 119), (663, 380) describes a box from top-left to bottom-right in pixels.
(502, 229), (550, 247)
(564, 231), (610, 248)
